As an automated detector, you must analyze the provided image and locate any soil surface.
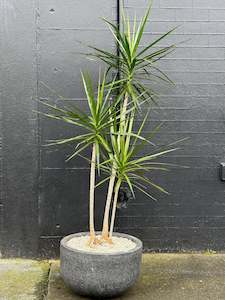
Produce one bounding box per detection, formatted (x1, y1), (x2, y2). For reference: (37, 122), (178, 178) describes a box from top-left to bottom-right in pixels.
(66, 235), (136, 253)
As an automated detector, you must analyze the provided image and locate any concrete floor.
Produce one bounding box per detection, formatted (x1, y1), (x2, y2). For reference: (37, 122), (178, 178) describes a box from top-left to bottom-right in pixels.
(1, 254), (225, 300)
(0, 259), (49, 300)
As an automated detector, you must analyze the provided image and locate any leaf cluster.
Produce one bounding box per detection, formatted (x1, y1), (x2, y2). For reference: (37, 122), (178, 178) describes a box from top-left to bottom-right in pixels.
(41, 1), (182, 201)
(87, 2), (176, 106)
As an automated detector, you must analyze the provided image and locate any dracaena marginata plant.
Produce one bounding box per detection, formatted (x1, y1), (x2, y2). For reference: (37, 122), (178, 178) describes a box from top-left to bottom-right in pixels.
(87, 1), (178, 243)
(41, 1), (179, 247)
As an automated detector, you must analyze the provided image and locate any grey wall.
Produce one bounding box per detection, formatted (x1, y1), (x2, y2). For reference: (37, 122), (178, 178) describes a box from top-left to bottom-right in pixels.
(0, 0), (225, 257)
(121, 0), (225, 251)
(0, 0), (39, 257)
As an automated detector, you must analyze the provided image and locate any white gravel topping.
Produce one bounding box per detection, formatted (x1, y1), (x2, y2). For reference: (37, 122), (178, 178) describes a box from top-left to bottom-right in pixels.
(66, 235), (136, 253)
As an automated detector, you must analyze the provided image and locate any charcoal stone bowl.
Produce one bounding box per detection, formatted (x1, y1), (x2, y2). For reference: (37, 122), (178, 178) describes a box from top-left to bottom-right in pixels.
(60, 232), (143, 298)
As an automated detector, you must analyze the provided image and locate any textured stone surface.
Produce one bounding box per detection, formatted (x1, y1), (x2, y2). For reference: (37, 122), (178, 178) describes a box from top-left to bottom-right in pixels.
(48, 254), (225, 300)
(0, 259), (50, 300)
(60, 233), (143, 297)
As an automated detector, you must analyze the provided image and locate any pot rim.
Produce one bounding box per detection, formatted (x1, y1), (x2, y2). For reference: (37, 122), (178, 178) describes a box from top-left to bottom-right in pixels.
(60, 232), (143, 256)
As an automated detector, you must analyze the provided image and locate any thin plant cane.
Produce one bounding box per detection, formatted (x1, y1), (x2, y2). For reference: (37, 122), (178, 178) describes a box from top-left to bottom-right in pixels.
(100, 108), (135, 243)
(109, 178), (122, 238)
(100, 163), (116, 243)
(100, 91), (130, 242)
(88, 143), (100, 246)
(100, 102), (119, 243)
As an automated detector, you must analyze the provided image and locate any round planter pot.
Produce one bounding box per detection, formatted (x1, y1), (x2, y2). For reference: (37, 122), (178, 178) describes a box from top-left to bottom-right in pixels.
(60, 232), (143, 298)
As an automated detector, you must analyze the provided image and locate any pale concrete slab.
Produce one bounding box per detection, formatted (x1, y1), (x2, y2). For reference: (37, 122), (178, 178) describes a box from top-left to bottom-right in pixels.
(47, 254), (225, 300)
(0, 259), (50, 300)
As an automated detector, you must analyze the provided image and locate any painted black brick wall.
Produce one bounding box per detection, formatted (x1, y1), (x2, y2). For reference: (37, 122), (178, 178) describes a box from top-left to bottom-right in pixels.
(0, 0), (39, 257)
(37, 0), (116, 256)
(0, 0), (225, 257)
(119, 0), (225, 251)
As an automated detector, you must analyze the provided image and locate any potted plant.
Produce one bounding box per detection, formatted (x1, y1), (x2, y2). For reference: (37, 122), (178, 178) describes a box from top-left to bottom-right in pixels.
(41, 3), (178, 298)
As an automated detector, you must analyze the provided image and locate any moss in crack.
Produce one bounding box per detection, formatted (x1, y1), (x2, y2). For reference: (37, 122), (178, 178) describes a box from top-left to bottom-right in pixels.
(34, 261), (51, 300)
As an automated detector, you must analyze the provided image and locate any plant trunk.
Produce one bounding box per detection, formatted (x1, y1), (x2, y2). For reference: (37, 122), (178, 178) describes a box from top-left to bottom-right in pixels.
(118, 92), (129, 151)
(120, 92), (129, 130)
(101, 92), (129, 242)
(88, 143), (96, 245)
(122, 92), (129, 116)
(109, 179), (121, 237)
(101, 164), (116, 241)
